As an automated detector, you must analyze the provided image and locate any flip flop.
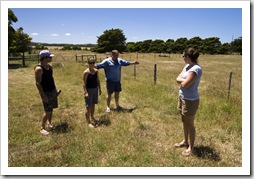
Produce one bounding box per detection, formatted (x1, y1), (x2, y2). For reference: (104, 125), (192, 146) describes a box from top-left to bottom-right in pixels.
(174, 142), (189, 148)
(181, 150), (192, 156)
(88, 123), (95, 128)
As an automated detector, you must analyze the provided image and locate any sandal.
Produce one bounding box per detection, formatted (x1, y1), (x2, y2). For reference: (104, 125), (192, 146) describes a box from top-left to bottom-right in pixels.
(48, 123), (54, 129)
(88, 123), (95, 128)
(181, 150), (192, 156)
(174, 142), (189, 148)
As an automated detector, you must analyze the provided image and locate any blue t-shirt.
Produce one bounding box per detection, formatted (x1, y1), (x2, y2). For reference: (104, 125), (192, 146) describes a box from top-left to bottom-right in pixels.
(179, 64), (202, 100)
(96, 58), (130, 82)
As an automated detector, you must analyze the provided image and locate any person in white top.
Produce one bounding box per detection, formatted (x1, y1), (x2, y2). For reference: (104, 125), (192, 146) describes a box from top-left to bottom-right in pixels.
(175, 47), (202, 156)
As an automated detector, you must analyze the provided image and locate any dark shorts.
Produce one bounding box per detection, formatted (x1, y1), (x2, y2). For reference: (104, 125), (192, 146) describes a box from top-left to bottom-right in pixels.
(177, 97), (199, 116)
(84, 88), (98, 107)
(43, 90), (58, 112)
(106, 80), (122, 94)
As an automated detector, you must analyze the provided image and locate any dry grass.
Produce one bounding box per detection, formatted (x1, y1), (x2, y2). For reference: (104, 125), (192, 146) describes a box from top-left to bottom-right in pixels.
(8, 51), (242, 168)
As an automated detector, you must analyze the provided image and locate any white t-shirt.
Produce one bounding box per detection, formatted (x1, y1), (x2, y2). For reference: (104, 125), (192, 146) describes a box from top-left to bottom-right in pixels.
(179, 64), (202, 100)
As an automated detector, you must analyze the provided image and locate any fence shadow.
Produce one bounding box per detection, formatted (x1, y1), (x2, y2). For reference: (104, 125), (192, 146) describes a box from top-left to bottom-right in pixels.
(193, 145), (221, 161)
(51, 122), (69, 134)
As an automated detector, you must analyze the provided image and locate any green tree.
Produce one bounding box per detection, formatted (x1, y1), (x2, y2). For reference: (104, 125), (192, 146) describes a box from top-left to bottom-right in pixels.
(133, 41), (143, 52)
(72, 45), (82, 50)
(148, 39), (166, 53)
(61, 45), (72, 50)
(165, 39), (175, 53)
(10, 27), (32, 66)
(187, 36), (203, 50)
(126, 42), (136, 52)
(218, 43), (230, 54)
(140, 40), (152, 52)
(230, 37), (242, 54)
(95, 28), (126, 53)
(174, 38), (188, 53)
(202, 37), (221, 55)
(8, 9), (18, 53)
(35, 44), (48, 50)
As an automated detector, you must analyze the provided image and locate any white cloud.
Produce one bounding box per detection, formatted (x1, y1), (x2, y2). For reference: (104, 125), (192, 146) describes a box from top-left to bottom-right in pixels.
(65, 33), (71, 36)
(31, 33), (39, 36)
(50, 34), (59, 37)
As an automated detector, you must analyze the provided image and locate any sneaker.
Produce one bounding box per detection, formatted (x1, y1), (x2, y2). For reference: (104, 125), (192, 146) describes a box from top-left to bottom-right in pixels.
(40, 128), (49, 135)
(106, 107), (111, 113)
(57, 90), (61, 96)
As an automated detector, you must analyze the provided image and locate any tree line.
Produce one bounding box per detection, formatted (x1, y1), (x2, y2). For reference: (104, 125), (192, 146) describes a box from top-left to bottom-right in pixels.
(93, 28), (242, 55)
(8, 9), (242, 59)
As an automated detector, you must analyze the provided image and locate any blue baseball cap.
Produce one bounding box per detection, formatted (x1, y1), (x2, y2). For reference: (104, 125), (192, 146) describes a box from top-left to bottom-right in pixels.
(39, 50), (54, 58)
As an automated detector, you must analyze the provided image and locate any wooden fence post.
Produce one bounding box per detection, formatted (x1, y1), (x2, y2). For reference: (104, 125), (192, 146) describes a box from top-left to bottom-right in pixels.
(22, 53), (25, 66)
(228, 71), (233, 99)
(154, 64), (157, 84)
(134, 64), (136, 79)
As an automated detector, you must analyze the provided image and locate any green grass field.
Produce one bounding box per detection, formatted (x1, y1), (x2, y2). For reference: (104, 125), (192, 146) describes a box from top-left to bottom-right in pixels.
(8, 51), (242, 167)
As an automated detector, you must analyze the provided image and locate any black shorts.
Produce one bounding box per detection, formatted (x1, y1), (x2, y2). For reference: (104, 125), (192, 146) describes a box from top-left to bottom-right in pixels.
(106, 80), (122, 94)
(42, 90), (58, 112)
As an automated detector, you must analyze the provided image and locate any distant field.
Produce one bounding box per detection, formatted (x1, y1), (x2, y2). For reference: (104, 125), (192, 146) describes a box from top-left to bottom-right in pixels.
(8, 51), (242, 168)
(44, 46), (92, 50)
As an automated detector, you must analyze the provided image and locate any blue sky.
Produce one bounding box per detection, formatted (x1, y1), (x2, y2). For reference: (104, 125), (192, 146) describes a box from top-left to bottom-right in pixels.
(11, 7), (242, 44)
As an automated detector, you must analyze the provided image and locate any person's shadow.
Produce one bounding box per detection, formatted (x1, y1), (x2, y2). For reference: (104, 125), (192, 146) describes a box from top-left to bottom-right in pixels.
(193, 145), (221, 161)
(51, 122), (69, 133)
(92, 106), (138, 127)
(111, 106), (137, 113)
(94, 114), (111, 127)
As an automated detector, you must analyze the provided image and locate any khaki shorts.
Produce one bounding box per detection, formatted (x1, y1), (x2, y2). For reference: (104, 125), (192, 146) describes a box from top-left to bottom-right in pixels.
(177, 97), (199, 116)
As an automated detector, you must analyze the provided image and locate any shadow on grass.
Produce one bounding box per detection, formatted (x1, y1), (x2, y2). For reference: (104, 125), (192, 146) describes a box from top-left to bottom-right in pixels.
(94, 114), (111, 127)
(193, 145), (221, 161)
(8, 64), (24, 69)
(51, 122), (69, 134)
(111, 106), (137, 113)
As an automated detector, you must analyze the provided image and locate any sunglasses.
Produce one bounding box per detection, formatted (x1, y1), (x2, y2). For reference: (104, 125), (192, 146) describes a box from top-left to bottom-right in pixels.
(88, 62), (95, 64)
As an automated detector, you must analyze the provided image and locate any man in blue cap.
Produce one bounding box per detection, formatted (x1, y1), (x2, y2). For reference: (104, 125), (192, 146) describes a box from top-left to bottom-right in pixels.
(35, 50), (61, 135)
